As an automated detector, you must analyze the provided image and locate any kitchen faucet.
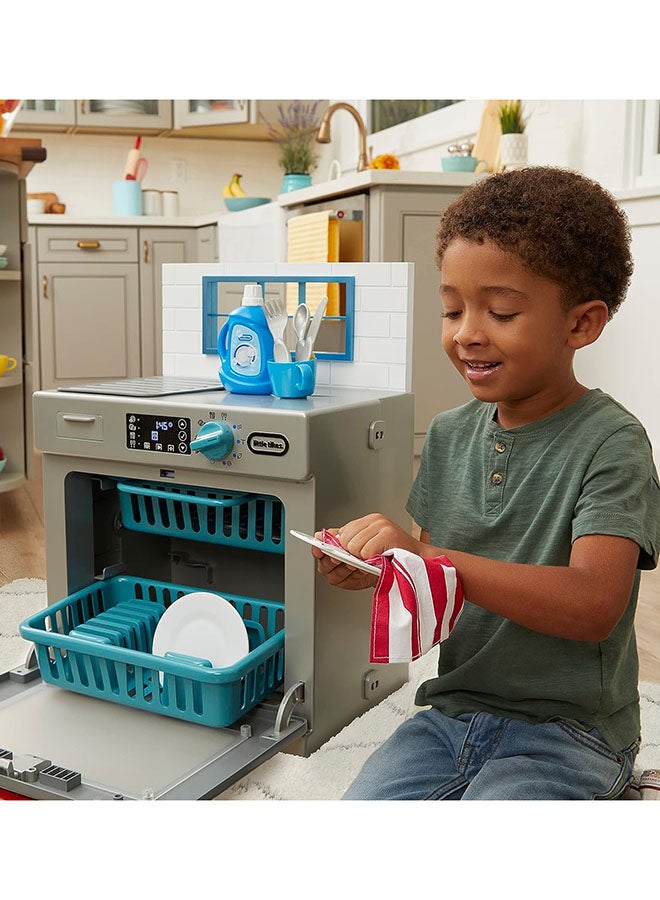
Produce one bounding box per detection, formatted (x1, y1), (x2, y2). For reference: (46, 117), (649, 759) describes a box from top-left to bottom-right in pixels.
(316, 102), (370, 172)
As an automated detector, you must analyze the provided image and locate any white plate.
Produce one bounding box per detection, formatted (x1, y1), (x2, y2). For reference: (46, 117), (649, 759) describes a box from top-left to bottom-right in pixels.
(151, 592), (250, 671)
(289, 530), (382, 576)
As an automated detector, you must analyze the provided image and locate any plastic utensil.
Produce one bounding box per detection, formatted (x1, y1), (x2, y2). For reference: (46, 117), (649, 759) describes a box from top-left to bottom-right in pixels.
(298, 295), (328, 360)
(264, 296), (290, 363)
(293, 302), (310, 361)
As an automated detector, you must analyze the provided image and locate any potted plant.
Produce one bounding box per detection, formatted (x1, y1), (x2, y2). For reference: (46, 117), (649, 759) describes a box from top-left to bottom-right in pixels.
(498, 100), (528, 171)
(262, 101), (322, 193)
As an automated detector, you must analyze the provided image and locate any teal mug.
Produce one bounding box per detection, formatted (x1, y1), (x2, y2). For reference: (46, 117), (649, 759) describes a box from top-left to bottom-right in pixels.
(441, 156), (487, 173)
(268, 358), (316, 399)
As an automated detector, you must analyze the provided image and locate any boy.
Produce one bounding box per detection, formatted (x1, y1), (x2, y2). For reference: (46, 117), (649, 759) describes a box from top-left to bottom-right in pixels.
(312, 166), (660, 800)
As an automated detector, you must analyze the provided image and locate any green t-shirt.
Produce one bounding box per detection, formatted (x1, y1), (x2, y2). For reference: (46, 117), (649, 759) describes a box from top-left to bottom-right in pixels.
(406, 389), (660, 752)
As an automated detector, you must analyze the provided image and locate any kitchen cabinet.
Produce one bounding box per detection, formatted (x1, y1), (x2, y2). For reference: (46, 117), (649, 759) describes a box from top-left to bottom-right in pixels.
(0, 164), (24, 493)
(30, 223), (205, 389)
(196, 224), (219, 263)
(14, 100), (327, 140)
(14, 100), (76, 129)
(0, 142), (45, 493)
(173, 100), (250, 129)
(15, 100), (172, 134)
(139, 228), (197, 375)
(282, 174), (475, 455)
(36, 227), (141, 389)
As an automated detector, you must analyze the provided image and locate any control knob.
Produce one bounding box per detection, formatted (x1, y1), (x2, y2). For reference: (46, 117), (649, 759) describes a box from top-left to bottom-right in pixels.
(190, 421), (234, 460)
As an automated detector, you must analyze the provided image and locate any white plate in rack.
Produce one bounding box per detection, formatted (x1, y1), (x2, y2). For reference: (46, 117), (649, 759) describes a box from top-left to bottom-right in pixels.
(289, 530), (382, 576)
(151, 592), (250, 671)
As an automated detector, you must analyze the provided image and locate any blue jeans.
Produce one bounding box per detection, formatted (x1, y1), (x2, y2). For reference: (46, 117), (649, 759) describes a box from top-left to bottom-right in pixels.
(343, 709), (639, 800)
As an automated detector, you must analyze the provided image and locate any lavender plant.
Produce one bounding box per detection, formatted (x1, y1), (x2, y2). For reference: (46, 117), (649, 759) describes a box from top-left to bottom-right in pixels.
(262, 101), (322, 175)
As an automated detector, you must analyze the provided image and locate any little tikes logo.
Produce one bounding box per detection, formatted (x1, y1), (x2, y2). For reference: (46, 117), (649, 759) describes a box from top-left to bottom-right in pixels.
(247, 432), (289, 456)
(237, 332), (253, 342)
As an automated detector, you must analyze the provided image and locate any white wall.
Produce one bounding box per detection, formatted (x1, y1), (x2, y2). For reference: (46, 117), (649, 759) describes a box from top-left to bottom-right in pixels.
(17, 131), (287, 217)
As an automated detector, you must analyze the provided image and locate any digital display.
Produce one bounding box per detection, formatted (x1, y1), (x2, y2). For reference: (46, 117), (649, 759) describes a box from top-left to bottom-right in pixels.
(126, 413), (191, 454)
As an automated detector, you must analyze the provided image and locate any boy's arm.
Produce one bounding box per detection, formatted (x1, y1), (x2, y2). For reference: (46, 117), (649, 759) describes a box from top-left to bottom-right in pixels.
(315, 514), (639, 642)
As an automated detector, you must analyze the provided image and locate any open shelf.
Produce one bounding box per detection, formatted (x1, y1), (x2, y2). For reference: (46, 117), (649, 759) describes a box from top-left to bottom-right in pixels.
(0, 373), (22, 389)
(0, 470), (25, 494)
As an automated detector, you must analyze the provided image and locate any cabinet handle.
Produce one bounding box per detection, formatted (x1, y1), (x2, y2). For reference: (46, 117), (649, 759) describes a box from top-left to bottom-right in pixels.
(42, 275), (48, 299)
(143, 240), (149, 263)
(80, 100), (85, 115)
(62, 414), (97, 423)
(77, 241), (101, 249)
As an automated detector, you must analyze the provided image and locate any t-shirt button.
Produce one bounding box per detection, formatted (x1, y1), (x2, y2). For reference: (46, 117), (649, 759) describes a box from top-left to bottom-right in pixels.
(495, 441), (507, 453)
(491, 472), (504, 485)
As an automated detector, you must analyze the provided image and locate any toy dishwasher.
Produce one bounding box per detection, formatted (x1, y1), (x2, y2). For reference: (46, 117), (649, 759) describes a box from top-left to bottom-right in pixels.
(0, 378), (414, 800)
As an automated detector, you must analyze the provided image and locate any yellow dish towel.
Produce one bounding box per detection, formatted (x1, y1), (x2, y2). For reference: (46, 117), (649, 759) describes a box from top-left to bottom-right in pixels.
(286, 211), (340, 315)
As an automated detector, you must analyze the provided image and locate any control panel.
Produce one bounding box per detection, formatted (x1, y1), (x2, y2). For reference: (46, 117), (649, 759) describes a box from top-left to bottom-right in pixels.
(126, 413), (191, 454)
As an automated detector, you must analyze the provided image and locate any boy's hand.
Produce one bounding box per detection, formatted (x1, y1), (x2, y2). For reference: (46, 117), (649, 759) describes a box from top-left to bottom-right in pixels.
(311, 514), (425, 590)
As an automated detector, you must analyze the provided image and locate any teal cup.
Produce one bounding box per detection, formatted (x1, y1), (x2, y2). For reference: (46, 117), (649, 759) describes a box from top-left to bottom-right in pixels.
(113, 179), (143, 216)
(268, 358), (316, 399)
(441, 156), (486, 173)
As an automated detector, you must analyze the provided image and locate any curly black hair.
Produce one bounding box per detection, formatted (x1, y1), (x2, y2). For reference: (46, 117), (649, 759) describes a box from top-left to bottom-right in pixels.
(436, 166), (633, 318)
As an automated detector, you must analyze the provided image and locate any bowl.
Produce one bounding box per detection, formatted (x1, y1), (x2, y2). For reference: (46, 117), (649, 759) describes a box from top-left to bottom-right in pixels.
(441, 156), (486, 173)
(224, 197), (271, 212)
(0, 244), (6, 255)
(0, 257), (7, 269)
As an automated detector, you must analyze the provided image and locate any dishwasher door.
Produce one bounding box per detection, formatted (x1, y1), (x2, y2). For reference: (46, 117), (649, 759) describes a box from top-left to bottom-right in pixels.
(0, 653), (306, 800)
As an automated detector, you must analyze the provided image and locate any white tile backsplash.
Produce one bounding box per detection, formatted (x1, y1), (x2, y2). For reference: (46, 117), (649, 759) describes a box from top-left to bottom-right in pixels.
(162, 262), (413, 392)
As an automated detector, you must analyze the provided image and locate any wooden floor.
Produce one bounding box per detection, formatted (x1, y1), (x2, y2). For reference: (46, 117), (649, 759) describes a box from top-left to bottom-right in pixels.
(2, 453), (659, 682)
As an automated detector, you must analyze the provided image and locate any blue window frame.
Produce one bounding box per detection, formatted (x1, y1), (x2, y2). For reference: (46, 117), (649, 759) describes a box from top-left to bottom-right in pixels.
(202, 274), (355, 361)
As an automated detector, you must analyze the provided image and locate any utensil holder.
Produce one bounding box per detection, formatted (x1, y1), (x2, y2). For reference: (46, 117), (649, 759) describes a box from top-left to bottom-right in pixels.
(113, 179), (143, 216)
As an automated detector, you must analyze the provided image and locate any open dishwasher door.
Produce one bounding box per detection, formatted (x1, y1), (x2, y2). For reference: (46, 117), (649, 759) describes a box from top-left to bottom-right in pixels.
(0, 649), (306, 800)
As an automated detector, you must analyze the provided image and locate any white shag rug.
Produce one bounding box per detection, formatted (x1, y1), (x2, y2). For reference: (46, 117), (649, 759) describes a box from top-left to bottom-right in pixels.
(1, 578), (658, 800)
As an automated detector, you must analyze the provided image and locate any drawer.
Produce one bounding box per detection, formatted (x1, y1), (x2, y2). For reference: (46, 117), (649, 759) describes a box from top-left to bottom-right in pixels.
(36, 226), (138, 262)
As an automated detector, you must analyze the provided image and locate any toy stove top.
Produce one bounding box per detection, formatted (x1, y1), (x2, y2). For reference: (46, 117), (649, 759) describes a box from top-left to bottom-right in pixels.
(57, 376), (224, 397)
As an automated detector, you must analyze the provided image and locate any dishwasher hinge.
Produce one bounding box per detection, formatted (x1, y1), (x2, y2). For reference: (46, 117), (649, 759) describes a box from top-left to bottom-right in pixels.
(263, 681), (305, 741)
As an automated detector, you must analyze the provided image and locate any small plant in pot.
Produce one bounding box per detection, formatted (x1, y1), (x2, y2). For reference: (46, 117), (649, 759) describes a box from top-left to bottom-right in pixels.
(262, 100), (322, 192)
(498, 99), (528, 171)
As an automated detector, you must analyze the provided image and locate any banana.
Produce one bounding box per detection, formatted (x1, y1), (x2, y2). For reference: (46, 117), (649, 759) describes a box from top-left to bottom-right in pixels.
(223, 173), (247, 198)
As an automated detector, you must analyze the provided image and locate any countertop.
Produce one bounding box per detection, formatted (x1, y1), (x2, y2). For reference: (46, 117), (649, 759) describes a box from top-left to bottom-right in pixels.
(28, 212), (223, 227)
(276, 169), (482, 207)
(27, 171), (483, 226)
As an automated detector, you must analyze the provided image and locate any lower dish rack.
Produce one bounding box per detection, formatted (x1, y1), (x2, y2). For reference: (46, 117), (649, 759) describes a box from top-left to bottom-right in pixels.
(19, 576), (285, 728)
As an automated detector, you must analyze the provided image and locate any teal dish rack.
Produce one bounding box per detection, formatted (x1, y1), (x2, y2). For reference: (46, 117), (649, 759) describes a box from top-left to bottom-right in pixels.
(116, 480), (284, 554)
(19, 576), (285, 728)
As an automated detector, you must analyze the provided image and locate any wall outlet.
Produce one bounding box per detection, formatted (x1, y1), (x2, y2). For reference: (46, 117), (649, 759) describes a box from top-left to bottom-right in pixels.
(172, 159), (186, 182)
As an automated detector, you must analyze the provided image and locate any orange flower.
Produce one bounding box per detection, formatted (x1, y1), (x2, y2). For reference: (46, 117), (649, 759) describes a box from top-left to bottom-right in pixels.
(369, 153), (400, 170)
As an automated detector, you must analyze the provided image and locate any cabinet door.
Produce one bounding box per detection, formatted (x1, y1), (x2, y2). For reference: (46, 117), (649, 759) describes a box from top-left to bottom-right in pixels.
(173, 100), (250, 129)
(39, 263), (140, 389)
(76, 100), (172, 131)
(196, 225), (218, 263)
(139, 228), (197, 376)
(371, 187), (472, 455)
(13, 100), (77, 129)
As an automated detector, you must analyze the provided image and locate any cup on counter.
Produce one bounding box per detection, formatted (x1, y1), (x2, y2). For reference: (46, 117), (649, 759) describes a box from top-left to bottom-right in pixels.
(268, 358), (316, 399)
(142, 189), (162, 216)
(161, 190), (179, 217)
(0, 355), (18, 376)
(113, 179), (143, 216)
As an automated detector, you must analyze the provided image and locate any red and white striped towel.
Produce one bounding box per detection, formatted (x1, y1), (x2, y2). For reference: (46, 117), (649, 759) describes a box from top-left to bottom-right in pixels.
(320, 531), (464, 664)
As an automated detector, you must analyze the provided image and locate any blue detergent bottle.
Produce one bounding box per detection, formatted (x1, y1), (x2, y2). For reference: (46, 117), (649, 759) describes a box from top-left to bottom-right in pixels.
(218, 283), (275, 394)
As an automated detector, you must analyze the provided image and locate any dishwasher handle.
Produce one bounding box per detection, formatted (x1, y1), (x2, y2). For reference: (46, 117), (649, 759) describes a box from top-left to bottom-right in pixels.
(116, 482), (251, 508)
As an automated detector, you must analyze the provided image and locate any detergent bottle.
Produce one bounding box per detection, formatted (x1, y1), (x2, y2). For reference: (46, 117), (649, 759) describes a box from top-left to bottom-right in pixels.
(218, 283), (274, 394)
